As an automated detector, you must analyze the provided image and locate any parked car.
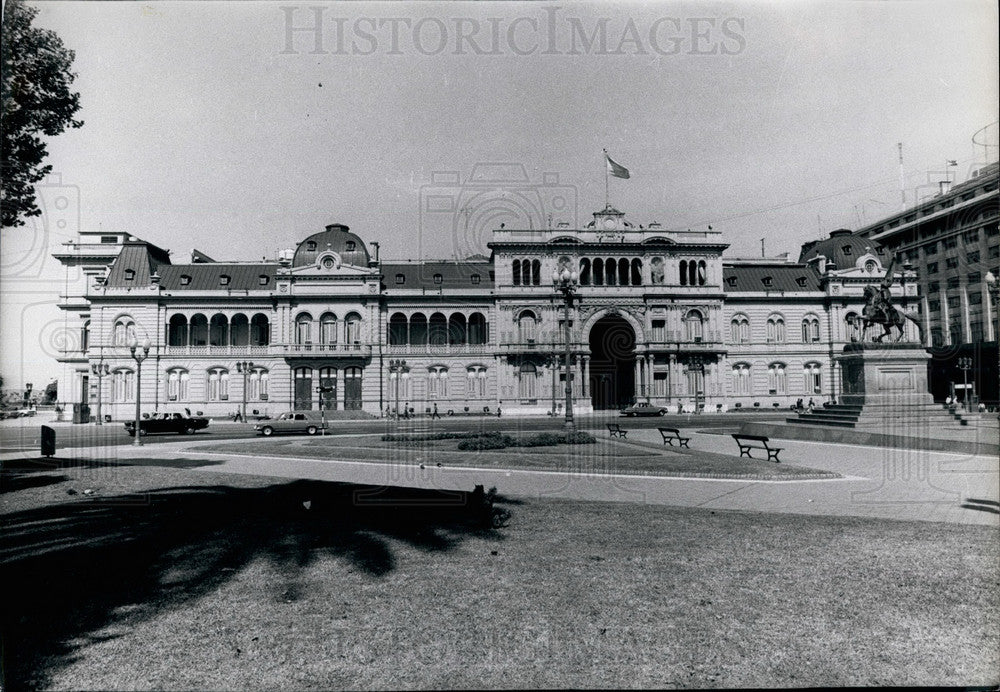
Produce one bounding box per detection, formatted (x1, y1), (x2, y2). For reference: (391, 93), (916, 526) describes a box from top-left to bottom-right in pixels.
(620, 403), (669, 417)
(125, 412), (210, 436)
(254, 412), (327, 436)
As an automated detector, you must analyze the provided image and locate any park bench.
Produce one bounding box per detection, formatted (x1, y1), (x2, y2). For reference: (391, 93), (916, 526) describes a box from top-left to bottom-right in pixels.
(731, 433), (783, 462)
(607, 423), (628, 439)
(657, 427), (690, 448)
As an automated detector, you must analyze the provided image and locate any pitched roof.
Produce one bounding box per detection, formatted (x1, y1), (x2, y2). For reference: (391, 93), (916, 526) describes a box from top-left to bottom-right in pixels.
(104, 242), (170, 287)
(158, 263), (279, 291)
(382, 261), (494, 290)
(722, 263), (820, 293)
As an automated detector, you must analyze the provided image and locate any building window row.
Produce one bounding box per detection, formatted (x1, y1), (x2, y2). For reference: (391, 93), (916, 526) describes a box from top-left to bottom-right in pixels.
(679, 259), (707, 286)
(578, 258), (643, 286)
(168, 313), (270, 347)
(295, 312), (362, 345)
(388, 311), (488, 346)
(512, 259), (541, 286)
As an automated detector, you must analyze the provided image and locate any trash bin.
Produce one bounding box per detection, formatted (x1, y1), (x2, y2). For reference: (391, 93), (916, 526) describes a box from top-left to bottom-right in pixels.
(41, 425), (56, 457)
(71, 403), (91, 424)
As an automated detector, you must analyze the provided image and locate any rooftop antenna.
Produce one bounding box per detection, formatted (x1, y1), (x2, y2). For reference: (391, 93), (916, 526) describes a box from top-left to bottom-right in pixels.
(898, 142), (906, 209)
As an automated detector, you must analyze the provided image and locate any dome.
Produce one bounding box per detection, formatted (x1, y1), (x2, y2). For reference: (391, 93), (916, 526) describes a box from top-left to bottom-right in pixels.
(292, 224), (371, 268)
(798, 229), (884, 269)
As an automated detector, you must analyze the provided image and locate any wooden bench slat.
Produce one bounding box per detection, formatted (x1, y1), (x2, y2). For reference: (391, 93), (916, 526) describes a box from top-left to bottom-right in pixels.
(657, 427), (690, 448)
(731, 433), (783, 462)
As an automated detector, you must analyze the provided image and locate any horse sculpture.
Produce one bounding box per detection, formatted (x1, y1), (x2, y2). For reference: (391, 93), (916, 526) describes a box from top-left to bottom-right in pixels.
(861, 286), (923, 342)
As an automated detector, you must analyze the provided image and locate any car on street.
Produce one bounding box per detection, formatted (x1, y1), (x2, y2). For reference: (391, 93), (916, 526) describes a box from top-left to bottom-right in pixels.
(620, 403), (669, 417)
(254, 412), (328, 436)
(125, 412), (210, 436)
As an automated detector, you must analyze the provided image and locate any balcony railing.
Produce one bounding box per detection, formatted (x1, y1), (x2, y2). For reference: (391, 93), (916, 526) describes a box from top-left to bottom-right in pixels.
(278, 342), (372, 357)
(385, 343), (492, 355)
(165, 345), (270, 356)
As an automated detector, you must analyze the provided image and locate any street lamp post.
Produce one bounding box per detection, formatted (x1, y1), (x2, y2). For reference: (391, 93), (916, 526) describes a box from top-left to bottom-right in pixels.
(688, 355), (705, 414)
(236, 360), (254, 422)
(128, 337), (151, 446)
(389, 359), (406, 419)
(90, 361), (110, 425)
(957, 356), (973, 413)
(552, 266), (580, 432)
(986, 271), (999, 411)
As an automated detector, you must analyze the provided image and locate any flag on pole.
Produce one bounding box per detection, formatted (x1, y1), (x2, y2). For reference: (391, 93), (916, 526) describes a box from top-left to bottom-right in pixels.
(605, 151), (630, 179)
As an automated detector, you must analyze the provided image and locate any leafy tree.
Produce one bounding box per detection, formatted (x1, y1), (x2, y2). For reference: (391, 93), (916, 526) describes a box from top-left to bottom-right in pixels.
(1, 0), (83, 228)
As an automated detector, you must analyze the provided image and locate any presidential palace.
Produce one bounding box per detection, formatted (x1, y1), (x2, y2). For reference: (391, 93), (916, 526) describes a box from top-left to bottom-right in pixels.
(54, 203), (932, 421)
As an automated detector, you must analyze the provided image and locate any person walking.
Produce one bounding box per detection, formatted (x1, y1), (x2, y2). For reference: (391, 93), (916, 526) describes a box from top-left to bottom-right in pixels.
(431, 403), (441, 420)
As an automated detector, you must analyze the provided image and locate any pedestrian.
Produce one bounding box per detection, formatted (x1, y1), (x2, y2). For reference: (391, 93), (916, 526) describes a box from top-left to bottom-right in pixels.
(403, 402), (410, 419)
(807, 398), (814, 412)
(432, 403), (441, 420)
(496, 405), (502, 418)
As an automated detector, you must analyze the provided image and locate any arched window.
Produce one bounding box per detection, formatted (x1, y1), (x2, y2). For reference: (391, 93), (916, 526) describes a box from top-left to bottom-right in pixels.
(803, 362), (822, 394)
(248, 368), (269, 401)
(512, 259), (522, 286)
(467, 365), (487, 397)
(428, 312), (448, 346)
(295, 313), (313, 345)
(631, 258), (642, 286)
(209, 314), (228, 347)
(388, 312), (408, 345)
(113, 318), (136, 347)
(189, 314), (208, 346)
(605, 257), (617, 286)
(618, 258), (629, 286)
(448, 313), (467, 345)
(207, 368), (229, 401)
(593, 258), (604, 286)
(766, 315), (786, 343)
(730, 315), (750, 344)
(468, 312), (488, 345)
(230, 314), (249, 346)
(410, 313), (428, 345)
(81, 320), (90, 352)
(684, 310), (704, 342)
(167, 368), (189, 401)
(768, 363), (787, 395)
(579, 258), (591, 285)
(679, 260), (688, 286)
(518, 362), (537, 400)
(697, 260), (707, 286)
(688, 260), (698, 287)
(428, 365), (448, 398)
(518, 310), (537, 343)
(168, 315), (188, 347)
(344, 313), (362, 345)
(250, 313), (270, 346)
(732, 363), (752, 396)
(112, 369), (134, 402)
(801, 315), (820, 343)
(320, 313), (338, 344)
(531, 259), (541, 286)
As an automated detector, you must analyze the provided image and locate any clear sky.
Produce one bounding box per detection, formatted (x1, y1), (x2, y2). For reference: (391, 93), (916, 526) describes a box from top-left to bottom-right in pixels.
(2, 0), (998, 390)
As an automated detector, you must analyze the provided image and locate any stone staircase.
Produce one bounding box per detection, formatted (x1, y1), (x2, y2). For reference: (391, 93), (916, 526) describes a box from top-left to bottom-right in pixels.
(786, 399), (967, 431)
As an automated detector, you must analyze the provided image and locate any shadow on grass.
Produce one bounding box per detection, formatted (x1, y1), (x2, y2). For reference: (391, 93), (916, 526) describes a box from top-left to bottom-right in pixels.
(1, 478), (505, 689)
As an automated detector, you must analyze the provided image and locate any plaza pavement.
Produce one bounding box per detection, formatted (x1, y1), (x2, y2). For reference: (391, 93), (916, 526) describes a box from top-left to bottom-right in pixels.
(6, 422), (997, 527)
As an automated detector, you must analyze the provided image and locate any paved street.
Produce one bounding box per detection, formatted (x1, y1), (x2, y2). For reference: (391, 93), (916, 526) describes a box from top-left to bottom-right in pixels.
(7, 418), (996, 527)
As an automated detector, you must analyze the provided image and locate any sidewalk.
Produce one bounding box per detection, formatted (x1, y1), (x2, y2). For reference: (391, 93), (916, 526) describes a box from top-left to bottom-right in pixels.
(7, 425), (996, 527)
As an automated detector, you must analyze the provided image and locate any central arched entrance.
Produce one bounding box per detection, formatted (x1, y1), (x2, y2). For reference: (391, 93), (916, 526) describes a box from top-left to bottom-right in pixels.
(589, 315), (636, 410)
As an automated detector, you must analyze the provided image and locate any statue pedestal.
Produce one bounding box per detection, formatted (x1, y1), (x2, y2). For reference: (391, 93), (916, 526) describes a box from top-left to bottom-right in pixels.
(837, 343), (932, 407)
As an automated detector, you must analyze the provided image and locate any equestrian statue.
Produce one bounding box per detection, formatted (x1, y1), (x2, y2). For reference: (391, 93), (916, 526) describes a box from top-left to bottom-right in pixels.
(861, 257), (924, 343)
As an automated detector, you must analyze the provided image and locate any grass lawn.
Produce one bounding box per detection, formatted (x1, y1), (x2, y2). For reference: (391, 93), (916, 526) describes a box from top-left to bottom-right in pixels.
(191, 435), (838, 480)
(2, 459), (996, 689)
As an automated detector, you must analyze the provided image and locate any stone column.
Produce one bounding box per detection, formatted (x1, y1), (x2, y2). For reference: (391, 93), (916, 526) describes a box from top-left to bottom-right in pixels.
(582, 356), (590, 397)
(647, 354), (655, 399)
(634, 358), (642, 401)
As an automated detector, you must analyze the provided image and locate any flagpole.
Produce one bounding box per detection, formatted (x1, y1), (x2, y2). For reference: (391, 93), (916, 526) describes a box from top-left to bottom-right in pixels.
(603, 149), (609, 208)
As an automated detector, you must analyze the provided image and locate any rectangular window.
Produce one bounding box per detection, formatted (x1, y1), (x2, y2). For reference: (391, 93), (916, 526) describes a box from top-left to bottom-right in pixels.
(947, 277), (959, 289)
(927, 262), (938, 274)
(927, 281), (940, 293)
(969, 292), (982, 305)
(943, 237), (957, 249)
(651, 320), (665, 341)
(653, 372), (667, 397)
(989, 246), (999, 259)
(924, 243), (937, 256)
(946, 257), (958, 269)
(967, 251), (980, 263)
(928, 300), (940, 312)
(968, 272), (981, 284)
(964, 229), (980, 243)
(947, 296), (961, 309)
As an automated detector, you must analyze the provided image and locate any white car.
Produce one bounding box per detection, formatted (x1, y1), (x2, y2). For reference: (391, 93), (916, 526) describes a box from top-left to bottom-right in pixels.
(254, 412), (328, 436)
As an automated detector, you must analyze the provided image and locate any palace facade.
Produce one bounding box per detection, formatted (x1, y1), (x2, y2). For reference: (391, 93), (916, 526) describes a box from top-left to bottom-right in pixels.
(53, 206), (920, 420)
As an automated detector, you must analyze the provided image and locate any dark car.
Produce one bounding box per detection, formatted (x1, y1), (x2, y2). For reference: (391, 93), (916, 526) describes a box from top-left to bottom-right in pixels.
(620, 403), (669, 417)
(125, 412), (210, 436)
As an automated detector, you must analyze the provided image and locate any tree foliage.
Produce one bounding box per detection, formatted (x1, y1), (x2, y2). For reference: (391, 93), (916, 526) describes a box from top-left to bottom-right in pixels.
(1, 0), (83, 228)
